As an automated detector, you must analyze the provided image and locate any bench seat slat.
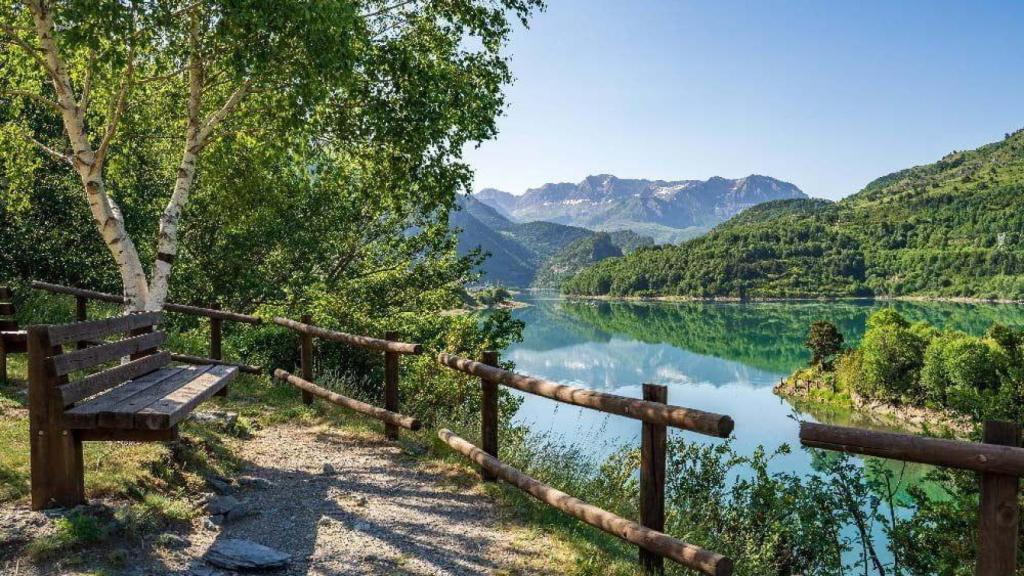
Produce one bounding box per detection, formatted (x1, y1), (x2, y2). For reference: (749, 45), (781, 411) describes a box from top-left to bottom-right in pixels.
(50, 331), (166, 376)
(58, 352), (172, 406)
(135, 365), (237, 430)
(0, 287), (11, 299)
(1, 330), (27, 354)
(45, 312), (162, 347)
(99, 365), (216, 428)
(0, 320), (19, 332)
(63, 366), (187, 429)
(0, 303), (14, 315)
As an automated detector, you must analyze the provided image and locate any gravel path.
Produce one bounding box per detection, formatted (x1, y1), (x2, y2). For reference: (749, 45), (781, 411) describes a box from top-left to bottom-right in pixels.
(1, 424), (568, 576)
(171, 424), (564, 575)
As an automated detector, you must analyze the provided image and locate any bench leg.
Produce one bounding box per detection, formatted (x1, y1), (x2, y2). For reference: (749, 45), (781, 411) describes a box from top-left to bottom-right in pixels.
(30, 426), (85, 510)
(28, 326), (85, 510)
(0, 344), (7, 387)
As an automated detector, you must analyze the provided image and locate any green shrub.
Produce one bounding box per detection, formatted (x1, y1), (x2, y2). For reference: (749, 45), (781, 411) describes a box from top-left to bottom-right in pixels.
(858, 310), (928, 403)
(920, 331), (1000, 412)
(835, 349), (865, 395)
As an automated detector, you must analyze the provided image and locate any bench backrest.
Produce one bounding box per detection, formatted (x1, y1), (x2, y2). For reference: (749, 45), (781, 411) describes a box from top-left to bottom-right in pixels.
(0, 286), (16, 332)
(28, 312), (169, 408)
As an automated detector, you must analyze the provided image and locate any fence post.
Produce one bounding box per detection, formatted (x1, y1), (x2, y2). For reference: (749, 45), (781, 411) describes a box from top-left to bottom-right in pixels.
(480, 350), (499, 482)
(75, 295), (87, 350)
(211, 304), (227, 396)
(640, 383), (668, 576)
(300, 313), (314, 405)
(976, 420), (1021, 576)
(384, 331), (400, 440)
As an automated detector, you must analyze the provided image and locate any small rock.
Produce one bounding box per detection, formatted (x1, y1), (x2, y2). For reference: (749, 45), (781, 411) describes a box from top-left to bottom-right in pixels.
(322, 463), (336, 476)
(189, 565), (226, 576)
(191, 411), (239, 428)
(202, 517), (221, 531)
(207, 477), (232, 494)
(353, 521), (371, 532)
(353, 495), (368, 507)
(238, 476), (274, 489)
(204, 538), (290, 571)
(205, 495), (241, 516)
(155, 533), (191, 549)
(224, 503), (257, 523)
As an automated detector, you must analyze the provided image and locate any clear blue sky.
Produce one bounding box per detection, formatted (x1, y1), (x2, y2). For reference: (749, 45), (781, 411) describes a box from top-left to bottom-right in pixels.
(465, 0), (1024, 200)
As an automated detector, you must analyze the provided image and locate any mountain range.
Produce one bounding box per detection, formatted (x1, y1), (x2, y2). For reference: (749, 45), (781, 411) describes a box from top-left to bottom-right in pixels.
(564, 130), (1024, 301)
(450, 195), (652, 287)
(476, 174), (806, 244)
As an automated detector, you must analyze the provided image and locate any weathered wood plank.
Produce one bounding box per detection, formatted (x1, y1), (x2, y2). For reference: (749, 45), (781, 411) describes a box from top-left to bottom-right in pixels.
(437, 353), (734, 437)
(0, 320), (19, 331)
(480, 350), (499, 482)
(99, 366), (212, 429)
(273, 369), (421, 431)
(28, 327), (84, 510)
(273, 316), (422, 355)
(1, 330), (28, 354)
(50, 331), (166, 376)
(0, 287), (12, 299)
(168, 352), (262, 374)
(79, 427), (179, 442)
(976, 421), (1021, 575)
(46, 313), (162, 347)
(31, 281), (262, 324)
(0, 303), (14, 315)
(438, 429), (732, 576)
(63, 367), (187, 429)
(800, 421), (1024, 476)
(58, 352), (171, 406)
(135, 365), (236, 429)
(640, 384), (668, 576)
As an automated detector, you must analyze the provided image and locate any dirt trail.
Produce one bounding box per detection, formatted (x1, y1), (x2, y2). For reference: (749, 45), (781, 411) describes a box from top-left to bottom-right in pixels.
(1, 424), (568, 576)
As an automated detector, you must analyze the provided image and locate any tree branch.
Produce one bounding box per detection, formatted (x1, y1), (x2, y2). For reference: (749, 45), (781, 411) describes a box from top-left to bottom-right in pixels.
(0, 89), (63, 114)
(22, 133), (72, 165)
(79, 49), (96, 114)
(196, 79), (253, 148)
(0, 23), (59, 81)
(95, 51), (135, 165)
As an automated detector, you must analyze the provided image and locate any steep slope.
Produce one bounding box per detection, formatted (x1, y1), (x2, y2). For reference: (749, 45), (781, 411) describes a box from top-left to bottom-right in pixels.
(533, 233), (623, 289)
(451, 196), (653, 287)
(475, 174), (806, 243)
(564, 131), (1024, 300)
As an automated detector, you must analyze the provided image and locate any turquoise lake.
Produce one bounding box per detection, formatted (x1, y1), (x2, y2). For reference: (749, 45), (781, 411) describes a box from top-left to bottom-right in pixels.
(506, 296), (1024, 479)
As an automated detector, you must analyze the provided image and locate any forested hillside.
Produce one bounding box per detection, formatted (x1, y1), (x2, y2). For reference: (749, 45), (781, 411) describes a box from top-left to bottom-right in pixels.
(565, 130), (1024, 300)
(451, 196), (651, 286)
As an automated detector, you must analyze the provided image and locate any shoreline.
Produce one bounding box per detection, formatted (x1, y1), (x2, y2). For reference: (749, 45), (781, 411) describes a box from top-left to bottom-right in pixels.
(773, 377), (973, 437)
(555, 292), (1024, 306)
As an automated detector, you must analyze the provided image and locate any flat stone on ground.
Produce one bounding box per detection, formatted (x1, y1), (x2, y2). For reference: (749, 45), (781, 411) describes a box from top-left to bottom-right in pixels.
(204, 538), (290, 570)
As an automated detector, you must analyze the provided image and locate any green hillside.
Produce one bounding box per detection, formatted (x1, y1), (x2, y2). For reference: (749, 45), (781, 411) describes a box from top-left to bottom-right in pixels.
(564, 130), (1024, 300)
(451, 196), (652, 286)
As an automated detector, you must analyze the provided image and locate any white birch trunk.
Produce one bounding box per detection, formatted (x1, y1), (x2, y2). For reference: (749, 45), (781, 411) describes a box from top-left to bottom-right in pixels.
(29, 1), (150, 311)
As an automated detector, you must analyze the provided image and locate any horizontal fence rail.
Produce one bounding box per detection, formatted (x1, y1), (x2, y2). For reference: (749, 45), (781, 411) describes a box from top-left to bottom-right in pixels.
(800, 422), (1024, 475)
(31, 281), (262, 324)
(438, 429), (732, 576)
(273, 369), (421, 431)
(437, 352), (733, 437)
(272, 317), (422, 355)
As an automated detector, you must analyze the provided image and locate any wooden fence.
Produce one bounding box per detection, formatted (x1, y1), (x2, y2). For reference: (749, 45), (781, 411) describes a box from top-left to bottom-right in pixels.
(270, 316), (422, 439)
(22, 281), (1024, 574)
(437, 351), (735, 576)
(31, 281), (262, 378)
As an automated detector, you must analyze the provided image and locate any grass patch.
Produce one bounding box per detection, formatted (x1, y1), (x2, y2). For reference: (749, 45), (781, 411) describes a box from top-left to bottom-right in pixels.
(26, 512), (107, 560)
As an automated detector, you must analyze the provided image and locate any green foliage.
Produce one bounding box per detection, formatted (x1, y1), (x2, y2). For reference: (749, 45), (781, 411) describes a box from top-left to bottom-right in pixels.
(564, 130), (1024, 300)
(857, 310), (928, 403)
(805, 321), (844, 369)
(473, 285), (512, 306)
(27, 512), (107, 560)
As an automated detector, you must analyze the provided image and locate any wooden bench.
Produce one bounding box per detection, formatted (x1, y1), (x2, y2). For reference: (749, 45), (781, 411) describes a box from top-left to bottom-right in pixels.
(0, 286), (27, 385)
(28, 312), (238, 510)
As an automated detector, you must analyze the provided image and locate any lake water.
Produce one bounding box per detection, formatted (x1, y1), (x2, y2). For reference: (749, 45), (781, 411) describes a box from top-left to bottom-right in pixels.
(506, 296), (1024, 479)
